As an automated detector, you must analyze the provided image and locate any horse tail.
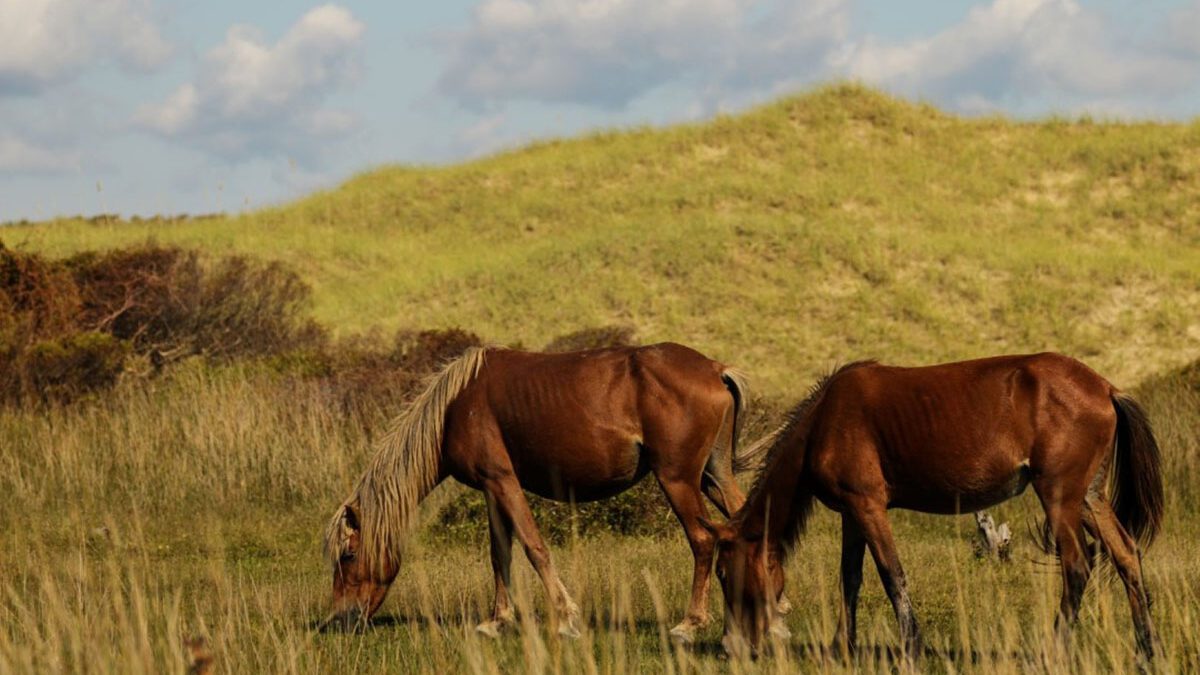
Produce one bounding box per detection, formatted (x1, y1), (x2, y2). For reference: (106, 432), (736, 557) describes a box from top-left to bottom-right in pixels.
(1110, 393), (1164, 548)
(733, 421), (785, 475)
(721, 368), (752, 473)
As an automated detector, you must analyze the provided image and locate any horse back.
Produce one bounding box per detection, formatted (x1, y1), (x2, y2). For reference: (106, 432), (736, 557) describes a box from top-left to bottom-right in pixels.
(442, 343), (732, 499)
(809, 352), (1116, 513)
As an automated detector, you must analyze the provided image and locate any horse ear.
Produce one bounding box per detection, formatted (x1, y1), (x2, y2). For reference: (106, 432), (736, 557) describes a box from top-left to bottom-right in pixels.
(341, 504), (360, 533)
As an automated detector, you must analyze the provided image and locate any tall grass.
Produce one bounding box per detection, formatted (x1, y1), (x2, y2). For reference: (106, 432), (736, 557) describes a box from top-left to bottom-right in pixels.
(1, 360), (1197, 673)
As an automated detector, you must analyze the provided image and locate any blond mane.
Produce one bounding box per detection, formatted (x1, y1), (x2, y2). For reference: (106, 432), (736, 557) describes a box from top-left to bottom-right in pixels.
(324, 346), (488, 571)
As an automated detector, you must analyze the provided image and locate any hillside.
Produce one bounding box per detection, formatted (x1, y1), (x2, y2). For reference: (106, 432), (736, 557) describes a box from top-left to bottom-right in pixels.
(6, 84), (1200, 394)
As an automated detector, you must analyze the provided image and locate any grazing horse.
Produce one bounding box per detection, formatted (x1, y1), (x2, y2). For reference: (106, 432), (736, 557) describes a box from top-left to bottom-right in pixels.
(705, 353), (1163, 660)
(321, 342), (759, 642)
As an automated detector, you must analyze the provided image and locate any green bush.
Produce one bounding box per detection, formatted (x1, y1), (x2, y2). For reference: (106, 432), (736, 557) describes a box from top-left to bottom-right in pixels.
(1134, 358), (1200, 510)
(434, 479), (676, 545)
(543, 324), (635, 352)
(23, 332), (129, 403)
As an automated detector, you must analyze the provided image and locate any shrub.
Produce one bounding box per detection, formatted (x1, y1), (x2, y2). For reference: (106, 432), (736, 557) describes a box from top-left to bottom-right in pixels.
(1134, 358), (1200, 509)
(0, 242), (80, 341)
(0, 240), (326, 405)
(543, 324), (636, 352)
(434, 479), (676, 545)
(22, 332), (129, 403)
(67, 246), (324, 361)
(291, 328), (485, 429)
(66, 245), (194, 349)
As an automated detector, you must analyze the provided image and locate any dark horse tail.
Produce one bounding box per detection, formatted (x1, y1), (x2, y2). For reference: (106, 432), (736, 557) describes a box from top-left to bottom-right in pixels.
(720, 368), (752, 473)
(1110, 393), (1164, 548)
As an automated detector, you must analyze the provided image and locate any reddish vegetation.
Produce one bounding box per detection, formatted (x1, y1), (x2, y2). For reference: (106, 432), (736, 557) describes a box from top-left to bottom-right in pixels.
(0, 241), (321, 404)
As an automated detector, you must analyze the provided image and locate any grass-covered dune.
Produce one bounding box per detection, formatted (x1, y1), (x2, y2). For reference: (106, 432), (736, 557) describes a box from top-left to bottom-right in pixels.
(8, 84), (1200, 393)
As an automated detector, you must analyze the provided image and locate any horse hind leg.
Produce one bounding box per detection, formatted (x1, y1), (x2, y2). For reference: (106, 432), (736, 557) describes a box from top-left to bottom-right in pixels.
(700, 421), (794, 617)
(701, 403), (746, 517)
(701, 469), (743, 517)
(1037, 487), (1092, 647)
(1083, 495), (1156, 659)
(475, 490), (516, 638)
(484, 476), (581, 638)
(656, 474), (718, 644)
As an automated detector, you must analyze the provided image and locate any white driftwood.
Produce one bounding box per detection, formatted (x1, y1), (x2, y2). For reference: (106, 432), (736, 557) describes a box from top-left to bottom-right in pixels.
(973, 511), (1012, 561)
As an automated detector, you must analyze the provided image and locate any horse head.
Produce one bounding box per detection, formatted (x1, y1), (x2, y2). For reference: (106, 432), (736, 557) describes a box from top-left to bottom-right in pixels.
(319, 503), (399, 631)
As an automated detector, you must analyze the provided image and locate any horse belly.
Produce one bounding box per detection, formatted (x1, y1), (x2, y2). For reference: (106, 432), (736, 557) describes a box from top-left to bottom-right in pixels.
(890, 462), (1033, 514)
(509, 434), (648, 503)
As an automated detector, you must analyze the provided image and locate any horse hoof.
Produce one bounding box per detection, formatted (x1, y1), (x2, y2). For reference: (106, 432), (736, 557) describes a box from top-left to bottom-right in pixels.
(721, 634), (756, 660)
(776, 595), (793, 615)
(475, 620), (509, 638)
(769, 618), (791, 640)
(557, 619), (581, 639)
(669, 623), (696, 645)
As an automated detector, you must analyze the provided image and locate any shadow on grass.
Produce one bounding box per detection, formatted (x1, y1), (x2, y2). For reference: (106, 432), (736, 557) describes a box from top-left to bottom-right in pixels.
(788, 640), (1028, 665)
(311, 611), (478, 634)
(315, 615), (1029, 665)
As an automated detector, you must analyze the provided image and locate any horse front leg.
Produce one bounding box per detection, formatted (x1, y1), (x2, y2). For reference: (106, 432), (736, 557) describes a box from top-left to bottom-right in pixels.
(485, 476), (581, 638)
(833, 513), (867, 658)
(475, 490), (516, 637)
(850, 502), (922, 657)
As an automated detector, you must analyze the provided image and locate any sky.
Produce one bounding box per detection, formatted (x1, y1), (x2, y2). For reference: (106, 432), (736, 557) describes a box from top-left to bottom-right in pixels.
(1, 0), (1199, 221)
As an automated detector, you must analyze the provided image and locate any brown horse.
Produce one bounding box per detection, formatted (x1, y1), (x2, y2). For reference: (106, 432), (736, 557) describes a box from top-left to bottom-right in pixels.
(705, 353), (1163, 660)
(321, 342), (761, 642)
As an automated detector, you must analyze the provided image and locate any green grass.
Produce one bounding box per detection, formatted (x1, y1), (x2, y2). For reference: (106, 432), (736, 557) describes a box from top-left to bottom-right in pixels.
(6, 84), (1199, 394)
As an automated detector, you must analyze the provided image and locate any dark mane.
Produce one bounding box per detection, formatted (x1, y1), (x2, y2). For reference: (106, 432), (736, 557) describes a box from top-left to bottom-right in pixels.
(737, 360), (876, 555)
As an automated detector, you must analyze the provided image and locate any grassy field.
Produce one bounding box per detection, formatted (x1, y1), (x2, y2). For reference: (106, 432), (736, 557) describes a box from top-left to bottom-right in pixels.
(2, 84), (1199, 673)
(0, 356), (1197, 673)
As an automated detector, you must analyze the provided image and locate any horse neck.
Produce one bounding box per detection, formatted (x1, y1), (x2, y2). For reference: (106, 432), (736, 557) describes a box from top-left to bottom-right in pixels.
(737, 425), (812, 547)
(356, 450), (448, 570)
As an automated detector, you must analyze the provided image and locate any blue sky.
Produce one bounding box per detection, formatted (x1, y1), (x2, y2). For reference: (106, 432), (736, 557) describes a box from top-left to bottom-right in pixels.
(2, 0), (1198, 221)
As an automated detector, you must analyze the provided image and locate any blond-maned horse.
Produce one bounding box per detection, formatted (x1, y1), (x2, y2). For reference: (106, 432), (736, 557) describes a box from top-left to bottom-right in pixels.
(320, 342), (773, 642)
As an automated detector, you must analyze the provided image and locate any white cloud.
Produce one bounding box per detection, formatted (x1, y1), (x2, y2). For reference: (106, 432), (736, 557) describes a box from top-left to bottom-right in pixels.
(452, 112), (511, 156)
(135, 4), (365, 162)
(0, 133), (80, 174)
(435, 0), (850, 110)
(0, 0), (172, 95)
(436, 0), (1200, 118)
(840, 0), (1200, 114)
(1167, 1), (1200, 59)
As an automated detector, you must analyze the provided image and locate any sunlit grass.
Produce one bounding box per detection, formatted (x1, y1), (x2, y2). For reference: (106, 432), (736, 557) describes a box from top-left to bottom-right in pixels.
(5, 84), (1199, 394)
(1, 362), (1197, 673)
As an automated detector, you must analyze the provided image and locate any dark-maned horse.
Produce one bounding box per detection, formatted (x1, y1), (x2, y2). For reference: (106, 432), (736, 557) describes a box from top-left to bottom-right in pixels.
(704, 353), (1163, 660)
(321, 342), (761, 642)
